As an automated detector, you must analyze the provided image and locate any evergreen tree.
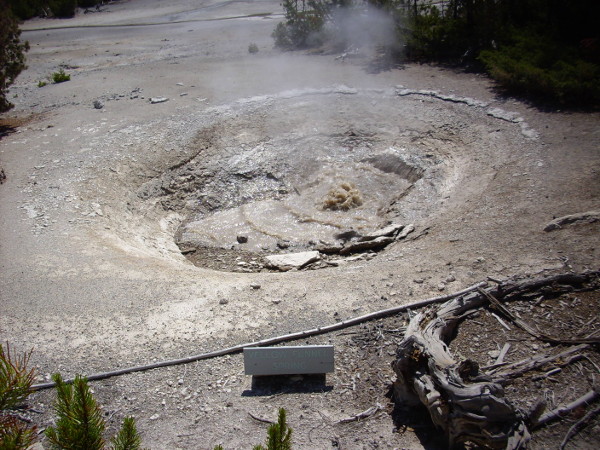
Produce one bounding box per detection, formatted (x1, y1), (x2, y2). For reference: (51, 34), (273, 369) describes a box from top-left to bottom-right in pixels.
(0, 0), (29, 113)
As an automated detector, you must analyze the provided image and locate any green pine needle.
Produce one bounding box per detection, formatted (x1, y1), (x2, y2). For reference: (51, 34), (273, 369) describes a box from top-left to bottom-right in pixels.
(46, 374), (106, 450)
(111, 416), (142, 450)
(0, 343), (35, 411)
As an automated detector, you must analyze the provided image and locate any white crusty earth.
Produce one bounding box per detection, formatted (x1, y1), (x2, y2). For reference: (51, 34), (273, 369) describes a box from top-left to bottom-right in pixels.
(1, 0), (599, 448)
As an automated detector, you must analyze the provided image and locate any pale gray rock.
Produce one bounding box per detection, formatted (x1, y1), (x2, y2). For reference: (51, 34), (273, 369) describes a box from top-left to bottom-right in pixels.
(265, 251), (320, 271)
(359, 223), (404, 241)
(150, 97), (169, 104)
(396, 224), (415, 240)
(314, 242), (344, 254)
(339, 236), (394, 255)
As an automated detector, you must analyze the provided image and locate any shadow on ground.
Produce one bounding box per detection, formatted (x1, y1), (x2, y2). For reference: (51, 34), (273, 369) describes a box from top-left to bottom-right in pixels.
(242, 374), (333, 396)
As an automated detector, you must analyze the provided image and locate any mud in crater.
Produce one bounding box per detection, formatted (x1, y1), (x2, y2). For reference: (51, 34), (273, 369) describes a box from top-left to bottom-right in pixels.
(134, 88), (530, 272)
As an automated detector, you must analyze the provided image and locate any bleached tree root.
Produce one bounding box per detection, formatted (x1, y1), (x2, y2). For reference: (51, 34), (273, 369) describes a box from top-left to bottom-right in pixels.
(391, 271), (599, 449)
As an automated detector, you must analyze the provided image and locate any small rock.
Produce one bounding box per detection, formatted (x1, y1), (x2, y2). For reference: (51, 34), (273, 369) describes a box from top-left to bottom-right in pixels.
(413, 278), (425, 284)
(178, 379), (184, 385)
(437, 283), (446, 291)
(150, 97), (169, 104)
(236, 235), (248, 244)
(271, 299), (281, 305)
(250, 283), (261, 290)
(277, 240), (290, 249)
(149, 414), (160, 420)
(488, 350), (500, 359)
(446, 274), (456, 283)
(93, 100), (104, 109)
(219, 298), (228, 305)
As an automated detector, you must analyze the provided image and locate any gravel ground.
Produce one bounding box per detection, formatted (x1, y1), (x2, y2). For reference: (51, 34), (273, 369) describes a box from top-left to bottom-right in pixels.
(1, 0), (599, 448)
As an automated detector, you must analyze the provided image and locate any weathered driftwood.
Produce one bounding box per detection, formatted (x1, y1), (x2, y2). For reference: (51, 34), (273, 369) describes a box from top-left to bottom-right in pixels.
(391, 290), (531, 449)
(391, 271), (599, 449)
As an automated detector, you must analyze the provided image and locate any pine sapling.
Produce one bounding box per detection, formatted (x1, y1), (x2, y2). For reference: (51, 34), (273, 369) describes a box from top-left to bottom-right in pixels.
(0, 343), (35, 410)
(0, 413), (37, 449)
(45, 374), (106, 450)
(111, 416), (142, 450)
(254, 408), (292, 450)
(0, 342), (37, 449)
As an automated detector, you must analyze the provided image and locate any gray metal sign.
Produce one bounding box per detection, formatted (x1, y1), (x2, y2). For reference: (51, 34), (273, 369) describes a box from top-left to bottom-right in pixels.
(244, 345), (334, 376)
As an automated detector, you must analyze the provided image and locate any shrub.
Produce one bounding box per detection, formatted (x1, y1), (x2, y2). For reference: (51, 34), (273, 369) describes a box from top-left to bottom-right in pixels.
(45, 373), (143, 450)
(52, 68), (70, 83)
(78, 0), (101, 7)
(38, 80), (47, 87)
(215, 408), (292, 450)
(0, 343), (37, 449)
(479, 32), (600, 107)
(0, 2), (29, 112)
(0, 414), (37, 449)
(7, 0), (44, 20)
(248, 43), (259, 54)
(45, 374), (106, 450)
(0, 343), (35, 411)
(49, 0), (77, 18)
(272, 0), (329, 49)
(111, 416), (142, 450)
(254, 408), (292, 450)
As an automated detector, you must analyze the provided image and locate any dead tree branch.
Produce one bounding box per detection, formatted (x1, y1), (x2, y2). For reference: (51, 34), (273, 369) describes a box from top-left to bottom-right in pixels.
(479, 288), (600, 344)
(391, 270), (599, 449)
(559, 404), (600, 449)
(535, 390), (599, 428)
